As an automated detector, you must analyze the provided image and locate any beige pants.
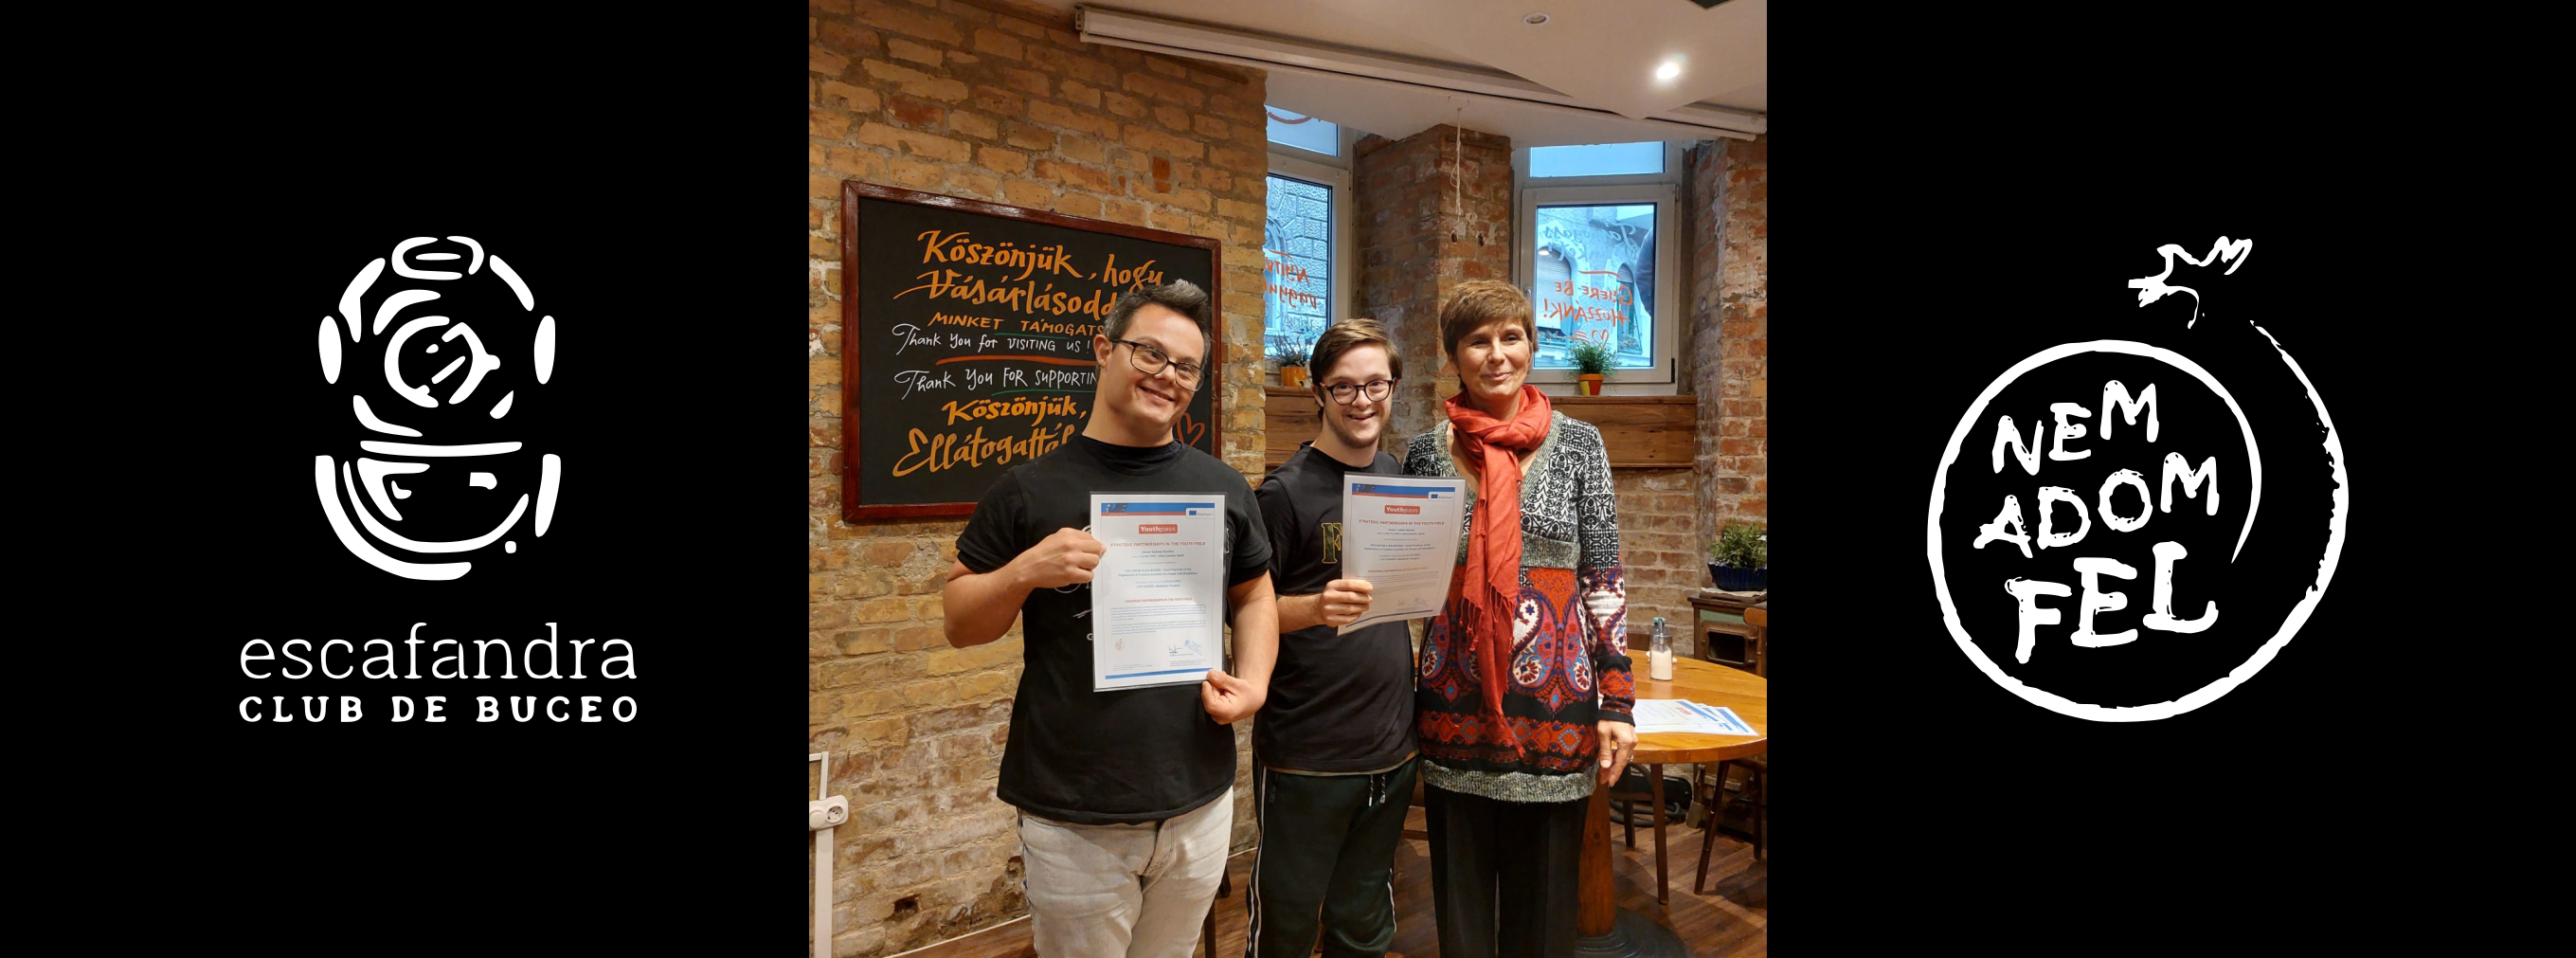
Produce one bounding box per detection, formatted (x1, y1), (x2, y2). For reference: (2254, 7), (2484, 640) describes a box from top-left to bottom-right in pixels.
(1017, 787), (1234, 958)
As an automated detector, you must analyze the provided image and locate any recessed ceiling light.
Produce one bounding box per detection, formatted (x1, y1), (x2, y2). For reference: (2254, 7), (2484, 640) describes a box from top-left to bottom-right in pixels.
(1523, 12), (1550, 26)
(1655, 60), (1683, 81)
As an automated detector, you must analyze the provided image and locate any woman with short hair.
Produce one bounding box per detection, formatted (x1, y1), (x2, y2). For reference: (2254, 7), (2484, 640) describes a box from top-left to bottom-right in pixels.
(1403, 279), (1636, 957)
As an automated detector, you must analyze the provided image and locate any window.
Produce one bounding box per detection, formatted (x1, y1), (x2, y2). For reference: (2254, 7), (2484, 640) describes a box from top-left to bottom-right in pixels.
(1528, 202), (1660, 371)
(1264, 106), (1355, 363)
(1263, 172), (1334, 354)
(1529, 141), (1665, 178)
(1262, 106), (1360, 365)
(1265, 107), (1339, 157)
(1514, 141), (1685, 389)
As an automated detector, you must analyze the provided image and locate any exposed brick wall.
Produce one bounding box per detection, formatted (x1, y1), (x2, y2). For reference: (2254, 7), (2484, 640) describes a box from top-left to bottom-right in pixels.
(1687, 137), (1767, 549)
(809, 2), (1270, 954)
(1613, 469), (1703, 655)
(1353, 124), (1514, 447)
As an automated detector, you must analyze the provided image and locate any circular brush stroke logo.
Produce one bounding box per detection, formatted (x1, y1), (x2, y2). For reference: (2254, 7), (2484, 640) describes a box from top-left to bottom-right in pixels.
(1927, 339), (2346, 720)
(314, 236), (562, 581)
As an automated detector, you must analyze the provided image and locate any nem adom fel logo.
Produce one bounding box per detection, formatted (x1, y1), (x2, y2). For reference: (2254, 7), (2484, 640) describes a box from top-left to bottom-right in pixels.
(1926, 238), (2348, 720)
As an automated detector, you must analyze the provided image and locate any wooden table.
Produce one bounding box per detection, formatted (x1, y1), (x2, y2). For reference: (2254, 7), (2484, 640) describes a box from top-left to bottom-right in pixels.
(1577, 656), (1769, 956)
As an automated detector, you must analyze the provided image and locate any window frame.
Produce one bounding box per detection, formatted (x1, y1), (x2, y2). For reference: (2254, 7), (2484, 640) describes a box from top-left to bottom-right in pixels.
(1264, 107), (1357, 167)
(1264, 151), (1354, 362)
(1514, 140), (1688, 189)
(1514, 182), (1682, 390)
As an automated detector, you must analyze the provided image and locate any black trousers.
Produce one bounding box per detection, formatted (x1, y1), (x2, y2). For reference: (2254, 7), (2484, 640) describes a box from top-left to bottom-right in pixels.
(1423, 784), (1586, 958)
(1246, 757), (1421, 958)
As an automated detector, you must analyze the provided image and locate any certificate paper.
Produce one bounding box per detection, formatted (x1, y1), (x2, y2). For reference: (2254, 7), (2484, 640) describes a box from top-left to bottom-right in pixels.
(1090, 493), (1228, 692)
(1337, 476), (1468, 635)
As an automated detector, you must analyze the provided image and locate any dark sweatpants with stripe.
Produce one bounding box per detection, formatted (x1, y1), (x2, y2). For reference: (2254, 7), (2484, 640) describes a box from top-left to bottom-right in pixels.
(1245, 756), (1420, 958)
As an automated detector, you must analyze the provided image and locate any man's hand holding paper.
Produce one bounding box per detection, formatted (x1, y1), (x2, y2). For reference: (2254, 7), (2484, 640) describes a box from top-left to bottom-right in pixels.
(1335, 476), (1466, 635)
(1013, 527), (1106, 589)
(1316, 578), (1375, 628)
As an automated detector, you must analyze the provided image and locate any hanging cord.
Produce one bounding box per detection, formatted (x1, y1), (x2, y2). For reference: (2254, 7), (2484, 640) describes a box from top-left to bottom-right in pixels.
(1451, 104), (1463, 242)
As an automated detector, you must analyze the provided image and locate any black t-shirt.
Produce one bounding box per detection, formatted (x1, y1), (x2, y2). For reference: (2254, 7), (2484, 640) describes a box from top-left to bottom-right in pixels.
(1251, 443), (1420, 772)
(955, 434), (1272, 824)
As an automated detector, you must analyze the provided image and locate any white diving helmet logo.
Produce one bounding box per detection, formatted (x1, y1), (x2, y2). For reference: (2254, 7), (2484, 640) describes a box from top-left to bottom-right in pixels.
(315, 236), (562, 580)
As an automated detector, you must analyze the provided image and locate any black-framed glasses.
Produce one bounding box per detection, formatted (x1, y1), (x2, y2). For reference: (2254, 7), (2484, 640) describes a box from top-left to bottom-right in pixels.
(1321, 379), (1396, 405)
(1109, 338), (1203, 389)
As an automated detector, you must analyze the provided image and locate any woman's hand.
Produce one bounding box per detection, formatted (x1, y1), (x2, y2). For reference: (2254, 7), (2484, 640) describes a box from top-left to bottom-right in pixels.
(1596, 719), (1637, 786)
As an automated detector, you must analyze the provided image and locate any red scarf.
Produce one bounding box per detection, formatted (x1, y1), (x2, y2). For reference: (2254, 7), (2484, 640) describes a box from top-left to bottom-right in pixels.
(1445, 385), (1553, 758)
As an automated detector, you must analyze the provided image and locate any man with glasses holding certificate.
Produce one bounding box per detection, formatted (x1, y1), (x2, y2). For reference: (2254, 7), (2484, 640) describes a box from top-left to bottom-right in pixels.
(943, 280), (1280, 958)
(1244, 318), (1420, 958)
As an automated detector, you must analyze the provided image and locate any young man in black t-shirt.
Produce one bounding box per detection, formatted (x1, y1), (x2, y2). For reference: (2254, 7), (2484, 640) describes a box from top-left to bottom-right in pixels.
(1245, 318), (1418, 958)
(943, 280), (1279, 958)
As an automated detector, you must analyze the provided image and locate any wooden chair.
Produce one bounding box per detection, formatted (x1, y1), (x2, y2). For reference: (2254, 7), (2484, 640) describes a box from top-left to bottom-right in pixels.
(1606, 763), (1682, 907)
(1696, 605), (1767, 892)
(1696, 756), (1764, 891)
(1744, 605), (1764, 672)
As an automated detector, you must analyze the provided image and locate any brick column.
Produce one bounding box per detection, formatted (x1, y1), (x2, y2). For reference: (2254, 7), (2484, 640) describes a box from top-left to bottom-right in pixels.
(1686, 136), (1767, 548)
(1353, 123), (1513, 448)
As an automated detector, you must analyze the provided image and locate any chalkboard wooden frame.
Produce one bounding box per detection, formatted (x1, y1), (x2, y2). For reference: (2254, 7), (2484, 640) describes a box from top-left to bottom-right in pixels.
(839, 180), (1226, 522)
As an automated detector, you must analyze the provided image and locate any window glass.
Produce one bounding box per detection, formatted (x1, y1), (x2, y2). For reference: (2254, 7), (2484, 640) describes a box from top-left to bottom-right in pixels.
(1528, 141), (1664, 178)
(1265, 107), (1339, 156)
(1531, 203), (1656, 369)
(1263, 173), (1333, 354)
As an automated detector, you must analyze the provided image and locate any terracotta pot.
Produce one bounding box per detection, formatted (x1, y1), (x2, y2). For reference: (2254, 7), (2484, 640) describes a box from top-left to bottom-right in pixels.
(1279, 366), (1306, 388)
(1576, 373), (1604, 396)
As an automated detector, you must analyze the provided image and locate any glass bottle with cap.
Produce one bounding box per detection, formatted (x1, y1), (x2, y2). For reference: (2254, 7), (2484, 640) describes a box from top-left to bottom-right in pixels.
(1648, 616), (1674, 681)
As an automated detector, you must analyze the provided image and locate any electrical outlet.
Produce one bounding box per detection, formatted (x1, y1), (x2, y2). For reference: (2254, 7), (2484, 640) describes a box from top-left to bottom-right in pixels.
(809, 795), (849, 831)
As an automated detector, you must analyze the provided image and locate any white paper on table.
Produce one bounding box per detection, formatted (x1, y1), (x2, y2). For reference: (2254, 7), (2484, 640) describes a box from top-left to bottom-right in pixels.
(1334, 475), (1468, 635)
(1090, 493), (1228, 692)
(1681, 701), (1756, 736)
(1630, 698), (1756, 736)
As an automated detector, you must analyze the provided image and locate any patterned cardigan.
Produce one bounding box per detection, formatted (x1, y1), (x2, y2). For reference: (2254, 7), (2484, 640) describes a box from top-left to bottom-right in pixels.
(1404, 412), (1632, 804)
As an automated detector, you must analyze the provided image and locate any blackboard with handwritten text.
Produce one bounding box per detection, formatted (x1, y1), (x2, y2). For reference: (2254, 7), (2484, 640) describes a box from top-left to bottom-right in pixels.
(840, 182), (1223, 520)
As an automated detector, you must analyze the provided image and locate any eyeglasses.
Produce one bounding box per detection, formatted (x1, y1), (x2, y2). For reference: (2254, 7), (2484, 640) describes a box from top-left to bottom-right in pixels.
(1321, 379), (1396, 405)
(1109, 338), (1203, 389)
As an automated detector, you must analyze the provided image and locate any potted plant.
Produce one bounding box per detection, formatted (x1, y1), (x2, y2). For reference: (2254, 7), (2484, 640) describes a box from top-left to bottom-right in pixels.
(1707, 521), (1768, 592)
(1568, 339), (1616, 395)
(1271, 343), (1310, 388)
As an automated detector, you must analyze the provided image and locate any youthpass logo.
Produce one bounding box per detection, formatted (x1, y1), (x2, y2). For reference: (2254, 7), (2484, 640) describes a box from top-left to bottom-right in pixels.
(313, 236), (564, 581)
(1926, 239), (2348, 720)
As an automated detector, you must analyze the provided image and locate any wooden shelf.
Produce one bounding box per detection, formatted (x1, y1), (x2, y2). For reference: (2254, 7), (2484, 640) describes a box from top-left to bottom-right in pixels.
(1556, 395), (1694, 469)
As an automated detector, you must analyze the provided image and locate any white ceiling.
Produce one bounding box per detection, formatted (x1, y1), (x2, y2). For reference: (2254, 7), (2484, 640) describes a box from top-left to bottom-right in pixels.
(1026, 0), (1476, 67)
(1030, 0), (1765, 147)
(1308, 0), (1764, 120)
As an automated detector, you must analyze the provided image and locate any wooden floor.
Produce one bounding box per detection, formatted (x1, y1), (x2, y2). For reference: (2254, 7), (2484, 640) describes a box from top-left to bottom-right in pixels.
(910, 805), (1766, 957)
